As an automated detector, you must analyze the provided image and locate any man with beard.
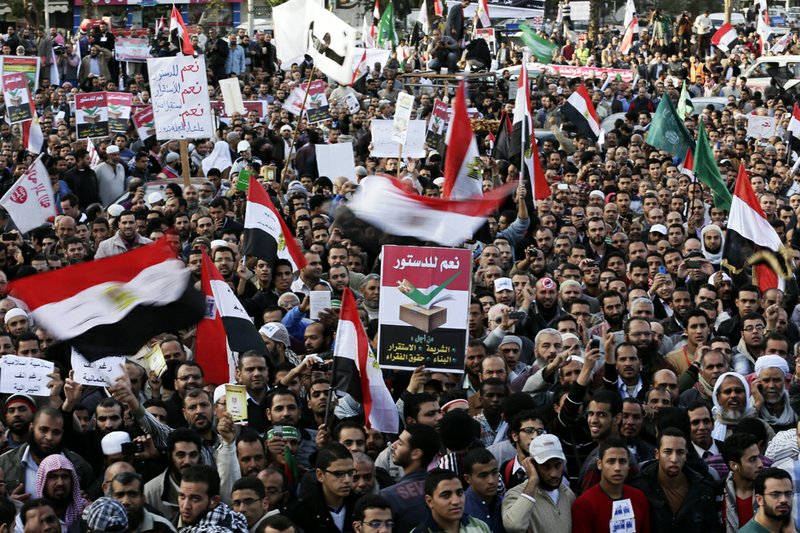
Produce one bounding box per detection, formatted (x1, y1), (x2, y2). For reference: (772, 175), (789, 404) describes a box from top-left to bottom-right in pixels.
(631, 428), (719, 533)
(34, 455), (87, 532)
(502, 433), (575, 533)
(236, 351), (271, 432)
(602, 342), (648, 402)
(178, 464), (247, 532)
(110, 471), (175, 532)
(733, 314), (767, 375)
(379, 424), (440, 533)
(4, 394), (35, 450)
(95, 210), (152, 259)
(722, 433), (764, 532)
(500, 410), (546, 489)
(740, 468), (794, 533)
(661, 287), (693, 339)
(236, 430), (266, 478)
(0, 406), (93, 498)
(165, 362), (205, 428)
(589, 290), (625, 338)
(586, 217), (615, 262)
(360, 274), (380, 320)
(678, 349), (728, 410)
(619, 399), (655, 463)
(303, 322), (333, 355)
(711, 372), (755, 441)
(144, 429), (203, 525)
(751, 356), (797, 432)
(231, 477), (270, 533)
(60, 395), (126, 475)
(664, 307), (708, 368)
(525, 278), (564, 337)
(328, 265), (351, 300)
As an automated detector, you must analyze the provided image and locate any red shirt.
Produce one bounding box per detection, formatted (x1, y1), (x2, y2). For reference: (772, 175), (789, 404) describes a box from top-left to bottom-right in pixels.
(572, 484), (651, 533)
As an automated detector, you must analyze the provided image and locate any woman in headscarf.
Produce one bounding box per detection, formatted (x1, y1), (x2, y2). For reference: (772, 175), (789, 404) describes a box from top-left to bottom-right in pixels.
(700, 224), (724, 266)
(35, 455), (87, 532)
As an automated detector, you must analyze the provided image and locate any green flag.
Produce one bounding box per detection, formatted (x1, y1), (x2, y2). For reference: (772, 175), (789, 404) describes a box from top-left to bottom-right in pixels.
(646, 95), (694, 157)
(377, 1), (397, 48)
(519, 24), (558, 63)
(677, 81), (693, 120)
(694, 121), (733, 210)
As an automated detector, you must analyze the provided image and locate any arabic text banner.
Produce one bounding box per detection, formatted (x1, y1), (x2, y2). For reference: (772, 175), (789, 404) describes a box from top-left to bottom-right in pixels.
(147, 55), (214, 140)
(378, 245), (471, 373)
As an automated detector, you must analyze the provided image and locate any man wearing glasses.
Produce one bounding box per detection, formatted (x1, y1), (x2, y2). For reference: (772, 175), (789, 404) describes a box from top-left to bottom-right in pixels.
(502, 433), (575, 533)
(500, 410), (547, 489)
(353, 494), (394, 533)
(739, 468), (795, 533)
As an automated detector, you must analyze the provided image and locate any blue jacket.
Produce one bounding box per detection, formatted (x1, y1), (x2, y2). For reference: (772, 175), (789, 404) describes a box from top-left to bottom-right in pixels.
(225, 44), (245, 76)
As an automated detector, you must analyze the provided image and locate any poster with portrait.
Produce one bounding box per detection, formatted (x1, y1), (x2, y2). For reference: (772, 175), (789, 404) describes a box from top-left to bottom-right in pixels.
(75, 92), (109, 139)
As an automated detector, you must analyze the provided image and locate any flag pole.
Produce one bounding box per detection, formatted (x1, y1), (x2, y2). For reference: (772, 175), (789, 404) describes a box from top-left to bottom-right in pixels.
(180, 140), (191, 188)
(397, 144), (403, 180)
(281, 69), (317, 186)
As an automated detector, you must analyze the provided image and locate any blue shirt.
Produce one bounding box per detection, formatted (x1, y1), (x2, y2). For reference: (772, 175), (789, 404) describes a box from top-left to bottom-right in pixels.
(464, 487), (505, 533)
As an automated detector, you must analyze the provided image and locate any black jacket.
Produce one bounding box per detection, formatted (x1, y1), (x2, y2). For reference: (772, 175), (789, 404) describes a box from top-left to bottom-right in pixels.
(630, 460), (721, 533)
(286, 481), (359, 533)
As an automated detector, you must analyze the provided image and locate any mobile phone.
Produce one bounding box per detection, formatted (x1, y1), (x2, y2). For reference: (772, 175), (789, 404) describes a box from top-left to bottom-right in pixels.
(1, 233), (13, 242)
(686, 260), (701, 269)
(589, 339), (600, 351)
(312, 362), (328, 371)
(658, 266), (667, 275)
(508, 311), (526, 320)
(273, 425), (284, 438)
(121, 441), (144, 455)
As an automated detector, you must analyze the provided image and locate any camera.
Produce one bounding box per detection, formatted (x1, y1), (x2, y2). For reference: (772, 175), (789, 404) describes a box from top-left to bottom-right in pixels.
(121, 441), (144, 455)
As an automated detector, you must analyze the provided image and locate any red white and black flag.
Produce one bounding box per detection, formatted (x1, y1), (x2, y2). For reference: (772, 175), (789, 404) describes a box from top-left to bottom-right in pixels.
(788, 103), (800, 161)
(9, 238), (204, 360)
(331, 287), (398, 433)
(722, 163), (792, 292)
(242, 175), (307, 272)
(195, 251), (264, 385)
(562, 83), (601, 141)
(170, 5), (195, 56)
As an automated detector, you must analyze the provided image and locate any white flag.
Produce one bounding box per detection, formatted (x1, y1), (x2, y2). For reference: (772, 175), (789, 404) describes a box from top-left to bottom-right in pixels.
(87, 138), (101, 170)
(0, 158), (57, 233)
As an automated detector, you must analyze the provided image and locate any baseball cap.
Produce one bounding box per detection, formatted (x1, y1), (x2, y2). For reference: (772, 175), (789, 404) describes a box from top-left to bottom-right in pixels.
(494, 277), (513, 293)
(530, 434), (566, 464)
(649, 224), (667, 235)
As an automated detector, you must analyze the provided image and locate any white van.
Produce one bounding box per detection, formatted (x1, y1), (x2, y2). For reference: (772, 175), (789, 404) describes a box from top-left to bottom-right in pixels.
(742, 55), (800, 91)
(709, 12), (747, 28)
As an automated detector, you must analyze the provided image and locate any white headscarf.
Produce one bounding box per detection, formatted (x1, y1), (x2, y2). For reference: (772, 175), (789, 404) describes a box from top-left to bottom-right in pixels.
(201, 140), (233, 176)
(711, 371), (753, 441)
(700, 224), (724, 265)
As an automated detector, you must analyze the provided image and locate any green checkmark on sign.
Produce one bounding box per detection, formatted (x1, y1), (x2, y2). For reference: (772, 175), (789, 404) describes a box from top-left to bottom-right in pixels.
(399, 271), (461, 307)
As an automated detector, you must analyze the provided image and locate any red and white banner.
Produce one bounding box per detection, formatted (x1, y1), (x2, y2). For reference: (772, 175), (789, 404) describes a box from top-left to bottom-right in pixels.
(2, 73), (32, 124)
(0, 157), (56, 233)
(541, 64), (634, 83)
(107, 92), (133, 134)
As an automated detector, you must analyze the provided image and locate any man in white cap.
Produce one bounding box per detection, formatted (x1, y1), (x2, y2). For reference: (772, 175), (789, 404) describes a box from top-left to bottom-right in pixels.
(259, 322), (300, 366)
(752, 354), (796, 432)
(156, 152), (182, 180)
(502, 433), (575, 533)
(95, 145), (126, 206)
(231, 140), (262, 175)
(4, 308), (30, 337)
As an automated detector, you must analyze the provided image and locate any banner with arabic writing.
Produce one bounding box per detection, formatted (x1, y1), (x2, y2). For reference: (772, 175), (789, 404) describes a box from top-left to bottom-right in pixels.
(75, 92), (109, 139)
(107, 92), (133, 134)
(147, 55), (214, 141)
(378, 245), (471, 373)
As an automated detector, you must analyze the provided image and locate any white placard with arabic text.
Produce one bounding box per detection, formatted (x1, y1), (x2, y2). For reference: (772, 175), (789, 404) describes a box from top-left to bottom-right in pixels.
(0, 355), (54, 396)
(370, 120), (427, 158)
(71, 349), (126, 387)
(147, 55), (214, 140)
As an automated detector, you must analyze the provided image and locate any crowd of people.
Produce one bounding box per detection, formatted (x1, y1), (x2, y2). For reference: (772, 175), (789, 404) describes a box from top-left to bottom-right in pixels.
(0, 2), (798, 533)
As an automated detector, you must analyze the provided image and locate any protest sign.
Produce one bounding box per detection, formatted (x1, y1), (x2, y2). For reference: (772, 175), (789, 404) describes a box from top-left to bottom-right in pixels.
(2, 73), (32, 124)
(225, 384), (248, 423)
(131, 105), (156, 141)
(371, 120), (427, 158)
(0, 158), (57, 234)
(392, 92), (415, 145)
(219, 78), (246, 116)
(426, 99), (450, 147)
(75, 92), (109, 139)
(147, 55), (214, 140)
(310, 290), (331, 320)
(378, 245), (471, 372)
(71, 349), (126, 387)
(114, 37), (151, 62)
(0, 56), (40, 93)
(0, 355), (54, 396)
(107, 92), (133, 133)
(746, 115), (776, 139)
(316, 143), (356, 182)
(305, 80), (330, 124)
(282, 86), (305, 116)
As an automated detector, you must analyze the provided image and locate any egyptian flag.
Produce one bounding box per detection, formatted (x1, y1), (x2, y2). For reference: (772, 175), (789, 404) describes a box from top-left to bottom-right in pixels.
(511, 57), (532, 167)
(170, 5), (195, 56)
(722, 164), (790, 292)
(711, 22), (737, 51)
(22, 110), (44, 154)
(491, 111), (513, 161)
(9, 238), (204, 360)
(242, 175), (306, 272)
(443, 81), (482, 199)
(562, 83), (601, 141)
(475, 0), (491, 27)
(679, 147), (695, 180)
(524, 136), (550, 201)
(620, 17), (637, 54)
(195, 251), (264, 384)
(344, 174), (515, 249)
(331, 288), (399, 433)
(788, 103), (800, 160)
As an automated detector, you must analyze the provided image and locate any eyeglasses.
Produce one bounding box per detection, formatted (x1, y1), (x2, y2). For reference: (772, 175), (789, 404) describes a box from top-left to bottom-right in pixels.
(743, 324), (765, 332)
(324, 469), (356, 479)
(519, 427), (546, 436)
(361, 521), (394, 530)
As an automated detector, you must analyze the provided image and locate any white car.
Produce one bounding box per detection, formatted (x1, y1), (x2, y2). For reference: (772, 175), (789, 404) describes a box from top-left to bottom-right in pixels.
(742, 55), (800, 91)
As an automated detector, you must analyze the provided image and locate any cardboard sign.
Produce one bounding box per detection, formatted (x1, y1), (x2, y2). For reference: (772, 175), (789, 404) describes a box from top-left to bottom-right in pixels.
(219, 78), (246, 117)
(0, 56), (40, 93)
(746, 115), (776, 139)
(75, 92), (109, 139)
(370, 120), (427, 158)
(316, 142), (356, 182)
(392, 92), (415, 145)
(131, 105), (155, 141)
(147, 55), (214, 140)
(378, 245), (471, 372)
(107, 92), (133, 134)
(225, 384), (248, 424)
(71, 349), (126, 387)
(2, 73), (32, 124)
(426, 99), (449, 148)
(0, 355), (54, 396)
(114, 37), (151, 62)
